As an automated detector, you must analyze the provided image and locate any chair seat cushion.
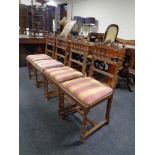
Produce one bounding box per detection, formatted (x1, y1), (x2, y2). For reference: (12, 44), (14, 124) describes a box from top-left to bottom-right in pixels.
(26, 54), (51, 63)
(61, 77), (113, 107)
(34, 59), (64, 72)
(44, 66), (84, 83)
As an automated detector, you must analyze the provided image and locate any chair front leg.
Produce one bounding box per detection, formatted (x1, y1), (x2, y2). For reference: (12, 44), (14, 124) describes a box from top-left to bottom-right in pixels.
(58, 88), (65, 119)
(80, 110), (88, 143)
(43, 75), (49, 100)
(28, 63), (32, 79)
(34, 69), (39, 88)
(105, 96), (113, 124)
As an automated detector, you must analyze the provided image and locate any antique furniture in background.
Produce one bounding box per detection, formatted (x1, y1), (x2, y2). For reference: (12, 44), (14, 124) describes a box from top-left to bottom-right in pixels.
(59, 20), (76, 38)
(19, 4), (28, 34)
(89, 32), (104, 42)
(84, 17), (96, 33)
(119, 45), (135, 92)
(20, 1), (58, 34)
(126, 47), (135, 91)
(56, 3), (67, 33)
(19, 2), (63, 67)
(19, 34), (46, 67)
(89, 24), (119, 43)
(73, 16), (85, 36)
(30, 5), (56, 35)
(73, 16), (96, 37)
(103, 24), (119, 43)
(19, 34), (46, 44)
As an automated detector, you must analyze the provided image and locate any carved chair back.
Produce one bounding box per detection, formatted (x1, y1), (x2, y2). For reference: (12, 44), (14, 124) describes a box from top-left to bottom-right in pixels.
(55, 36), (71, 65)
(45, 36), (56, 58)
(89, 44), (125, 89)
(68, 38), (91, 75)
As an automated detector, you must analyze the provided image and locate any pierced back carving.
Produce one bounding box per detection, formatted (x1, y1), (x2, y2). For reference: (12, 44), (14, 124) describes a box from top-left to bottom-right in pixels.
(45, 36), (56, 58)
(89, 44), (125, 89)
(55, 35), (71, 65)
(68, 38), (91, 75)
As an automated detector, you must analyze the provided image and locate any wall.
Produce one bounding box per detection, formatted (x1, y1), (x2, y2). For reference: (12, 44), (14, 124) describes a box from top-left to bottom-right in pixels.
(70, 0), (135, 39)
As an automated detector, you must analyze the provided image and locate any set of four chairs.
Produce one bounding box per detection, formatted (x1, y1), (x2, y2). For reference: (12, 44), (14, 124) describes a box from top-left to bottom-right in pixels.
(26, 32), (125, 142)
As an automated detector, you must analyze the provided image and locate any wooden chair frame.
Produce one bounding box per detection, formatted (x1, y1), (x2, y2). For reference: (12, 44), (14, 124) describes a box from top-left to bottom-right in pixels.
(43, 38), (91, 100)
(45, 35), (56, 58)
(59, 44), (125, 142)
(54, 36), (71, 66)
(27, 35), (55, 79)
(125, 48), (135, 92)
(30, 36), (56, 87)
(43, 36), (72, 99)
(68, 38), (93, 75)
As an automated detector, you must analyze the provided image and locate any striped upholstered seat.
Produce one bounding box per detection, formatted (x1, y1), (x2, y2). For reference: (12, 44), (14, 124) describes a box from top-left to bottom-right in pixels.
(34, 59), (64, 72)
(44, 66), (84, 83)
(26, 54), (51, 64)
(61, 77), (113, 107)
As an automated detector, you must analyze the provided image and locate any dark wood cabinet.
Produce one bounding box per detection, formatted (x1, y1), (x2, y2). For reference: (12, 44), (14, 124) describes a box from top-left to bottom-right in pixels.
(19, 4), (28, 34)
(20, 4), (56, 34)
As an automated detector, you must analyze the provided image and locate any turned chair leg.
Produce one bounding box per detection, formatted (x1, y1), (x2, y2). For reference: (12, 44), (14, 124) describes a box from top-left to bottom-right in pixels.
(28, 63), (32, 79)
(127, 76), (135, 92)
(43, 75), (49, 100)
(34, 69), (39, 88)
(58, 89), (65, 119)
(78, 99), (112, 142)
(80, 110), (88, 143)
(105, 96), (113, 124)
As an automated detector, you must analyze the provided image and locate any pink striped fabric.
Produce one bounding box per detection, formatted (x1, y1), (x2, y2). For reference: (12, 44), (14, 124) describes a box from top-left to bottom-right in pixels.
(26, 54), (51, 63)
(61, 77), (113, 107)
(44, 66), (84, 83)
(34, 59), (64, 71)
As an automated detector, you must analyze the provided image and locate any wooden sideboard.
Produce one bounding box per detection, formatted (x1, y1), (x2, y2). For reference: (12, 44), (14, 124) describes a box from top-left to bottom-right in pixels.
(19, 34), (46, 44)
(19, 35), (46, 67)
